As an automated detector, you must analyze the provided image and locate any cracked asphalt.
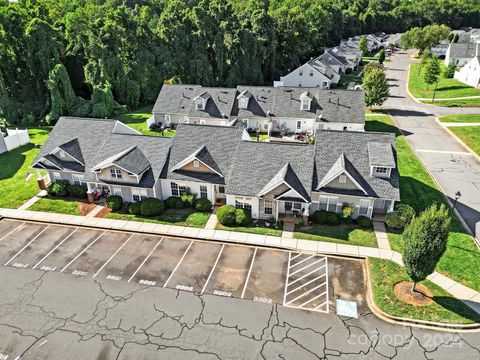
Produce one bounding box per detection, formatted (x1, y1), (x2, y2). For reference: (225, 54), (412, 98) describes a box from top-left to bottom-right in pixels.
(0, 230), (479, 358)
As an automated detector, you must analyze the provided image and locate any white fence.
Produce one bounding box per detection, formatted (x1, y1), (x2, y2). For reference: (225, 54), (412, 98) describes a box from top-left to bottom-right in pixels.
(0, 128), (30, 155)
(146, 116), (155, 129)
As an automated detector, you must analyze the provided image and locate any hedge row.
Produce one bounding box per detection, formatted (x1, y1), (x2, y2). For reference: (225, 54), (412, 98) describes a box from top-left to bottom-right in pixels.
(47, 180), (87, 199)
(310, 209), (373, 228)
(165, 196), (212, 212)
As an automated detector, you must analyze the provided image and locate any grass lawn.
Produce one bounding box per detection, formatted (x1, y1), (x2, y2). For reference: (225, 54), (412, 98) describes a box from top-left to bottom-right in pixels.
(113, 105), (176, 137)
(0, 127), (52, 209)
(338, 74), (362, 89)
(216, 223), (283, 237)
(422, 98), (480, 107)
(106, 209), (210, 228)
(250, 133), (269, 142)
(28, 197), (82, 215)
(409, 62), (480, 99)
(366, 114), (480, 291)
(449, 126), (480, 156)
(438, 114), (480, 123)
(294, 224), (377, 247)
(369, 258), (480, 324)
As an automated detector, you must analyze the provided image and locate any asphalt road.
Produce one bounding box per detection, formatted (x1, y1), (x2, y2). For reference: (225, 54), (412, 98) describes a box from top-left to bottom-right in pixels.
(382, 51), (480, 239)
(0, 219), (479, 359)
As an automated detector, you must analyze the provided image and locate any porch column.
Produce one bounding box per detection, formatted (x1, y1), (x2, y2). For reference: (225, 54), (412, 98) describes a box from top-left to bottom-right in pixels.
(302, 203), (310, 224)
(86, 182), (95, 203)
(275, 200), (279, 221)
(388, 200), (395, 213)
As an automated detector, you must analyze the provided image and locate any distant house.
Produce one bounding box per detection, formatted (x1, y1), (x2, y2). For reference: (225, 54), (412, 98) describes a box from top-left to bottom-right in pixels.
(273, 61), (334, 89)
(445, 43), (480, 67)
(431, 43), (449, 58)
(32, 118), (399, 220)
(152, 85), (366, 134)
(454, 56), (480, 89)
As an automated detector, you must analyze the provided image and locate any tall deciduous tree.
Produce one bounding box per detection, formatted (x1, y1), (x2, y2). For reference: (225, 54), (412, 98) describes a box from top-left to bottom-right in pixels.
(362, 65), (389, 109)
(402, 204), (451, 293)
(400, 24), (451, 54)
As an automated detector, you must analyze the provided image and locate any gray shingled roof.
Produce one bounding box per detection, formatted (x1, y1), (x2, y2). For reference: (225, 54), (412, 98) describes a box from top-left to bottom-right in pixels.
(227, 142), (314, 199)
(166, 124), (245, 184)
(258, 163), (310, 201)
(448, 43), (480, 59)
(32, 117), (118, 173)
(154, 85), (365, 124)
(59, 138), (84, 164)
(88, 134), (172, 188)
(314, 130), (400, 200)
(368, 142), (396, 168)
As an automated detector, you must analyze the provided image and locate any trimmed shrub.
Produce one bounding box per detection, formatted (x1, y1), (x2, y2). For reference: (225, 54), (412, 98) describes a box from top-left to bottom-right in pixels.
(47, 180), (70, 197)
(106, 195), (123, 211)
(235, 208), (252, 226)
(181, 192), (197, 208)
(340, 205), (354, 224)
(140, 198), (165, 216)
(67, 184), (87, 199)
(385, 204), (415, 230)
(325, 212), (340, 225)
(121, 201), (131, 212)
(129, 201), (142, 215)
(216, 205), (236, 226)
(165, 196), (185, 209)
(357, 216), (373, 229)
(195, 198), (212, 212)
(311, 210), (328, 224)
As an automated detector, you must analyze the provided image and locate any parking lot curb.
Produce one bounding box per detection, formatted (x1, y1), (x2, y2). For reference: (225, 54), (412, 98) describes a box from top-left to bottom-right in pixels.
(364, 258), (480, 333)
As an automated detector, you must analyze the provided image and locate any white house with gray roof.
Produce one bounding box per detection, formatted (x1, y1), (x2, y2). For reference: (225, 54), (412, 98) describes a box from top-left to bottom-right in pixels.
(445, 43), (480, 67)
(32, 118), (398, 222)
(153, 85), (365, 134)
(454, 56), (480, 89)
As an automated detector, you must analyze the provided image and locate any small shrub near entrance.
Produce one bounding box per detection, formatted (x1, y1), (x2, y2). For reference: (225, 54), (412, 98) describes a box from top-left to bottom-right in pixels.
(235, 208), (252, 226)
(385, 204), (415, 230)
(165, 196), (185, 209)
(195, 198), (212, 212)
(128, 201), (142, 215)
(181, 190), (197, 208)
(67, 184), (87, 198)
(140, 198), (165, 216)
(311, 210), (340, 225)
(217, 205), (236, 226)
(357, 216), (373, 229)
(340, 205), (354, 224)
(47, 179), (70, 197)
(106, 195), (123, 211)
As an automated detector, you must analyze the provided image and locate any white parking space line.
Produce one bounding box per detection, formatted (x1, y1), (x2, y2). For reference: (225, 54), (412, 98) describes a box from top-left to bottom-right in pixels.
(286, 274), (326, 296)
(298, 291), (327, 308)
(0, 222), (25, 243)
(283, 252), (292, 305)
(201, 244), (225, 294)
(285, 283), (326, 305)
(241, 247), (258, 299)
(92, 234), (134, 278)
(289, 254), (315, 269)
(32, 228), (79, 269)
(289, 257), (326, 276)
(163, 241), (193, 288)
(290, 252), (302, 262)
(4, 226), (50, 266)
(128, 237), (164, 283)
(325, 257), (329, 313)
(60, 231), (106, 273)
(314, 301), (328, 310)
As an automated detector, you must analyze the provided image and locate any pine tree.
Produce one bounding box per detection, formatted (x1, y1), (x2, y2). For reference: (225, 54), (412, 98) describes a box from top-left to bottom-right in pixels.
(378, 49), (386, 64)
(359, 35), (368, 55)
(402, 204), (451, 293)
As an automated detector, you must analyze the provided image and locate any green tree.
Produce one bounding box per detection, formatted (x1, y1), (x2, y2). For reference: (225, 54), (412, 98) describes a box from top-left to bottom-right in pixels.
(452, 33), (459, 43)
(443, 62), (456, 78)
(378, 49), (385, 64)
(402, 204), (451, 293)
(362, 65), (389, 109)
(423, 55), (441, 90)
(358, 35), (368, 55)
(418, 49), (431, 75)
(401, 24), (451, 54)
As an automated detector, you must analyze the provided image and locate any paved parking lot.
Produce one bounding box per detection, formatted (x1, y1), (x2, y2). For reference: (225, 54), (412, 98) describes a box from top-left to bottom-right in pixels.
(0, 219), (367, 313)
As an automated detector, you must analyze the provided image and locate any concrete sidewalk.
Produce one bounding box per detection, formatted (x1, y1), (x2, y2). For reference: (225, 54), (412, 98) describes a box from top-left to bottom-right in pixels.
(0, 207), (479, 314)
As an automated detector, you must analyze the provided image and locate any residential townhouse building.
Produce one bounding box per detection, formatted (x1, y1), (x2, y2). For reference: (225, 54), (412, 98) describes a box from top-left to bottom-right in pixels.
(31, 118), (399, 222)
(445, 43), (480, 67)
(152, 85), (366, 134)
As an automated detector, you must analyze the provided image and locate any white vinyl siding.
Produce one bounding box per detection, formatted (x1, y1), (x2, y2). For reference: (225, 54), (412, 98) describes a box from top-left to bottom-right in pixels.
(132, 188), (148, 202)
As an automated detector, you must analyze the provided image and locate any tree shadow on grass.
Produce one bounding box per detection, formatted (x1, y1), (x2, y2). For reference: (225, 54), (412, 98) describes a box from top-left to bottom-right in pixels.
(432, 296), (480, 323)
(436, 85), (477, 92)
(0, 143), (33, 181)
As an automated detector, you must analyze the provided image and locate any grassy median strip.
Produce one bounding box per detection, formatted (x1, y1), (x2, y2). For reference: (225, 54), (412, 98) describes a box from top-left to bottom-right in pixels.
(409, 62), (480, 99)
(369, 258), (480, 324)
(294, 225), (377, 247)
(366, 115), (480, 292)
(215, 224), (282, 237)
(106, 209), (210, 228)
(448, 126), (480, 156)
(0, 127), (51, 209)
(28, 198), (82, 215)
(439, 114), (480, 123)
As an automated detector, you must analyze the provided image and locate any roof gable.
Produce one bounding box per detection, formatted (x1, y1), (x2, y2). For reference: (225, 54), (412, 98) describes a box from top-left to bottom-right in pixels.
(317, 154), (367, 194)
(58, 138), (84, 164)
(172, 145), (223, 177)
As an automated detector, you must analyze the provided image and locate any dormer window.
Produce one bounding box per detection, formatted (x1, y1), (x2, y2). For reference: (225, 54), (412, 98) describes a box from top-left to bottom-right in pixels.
(195, 98), (205, 110)
(299, 91), (312, 111)
(193, 160), (200, 168)
(375, 167), (388, 174)
(59, 150), (65, 158)
(371, 166), (392, 178)
(236, 90), (252, 110)
(110, 169), (122, 179)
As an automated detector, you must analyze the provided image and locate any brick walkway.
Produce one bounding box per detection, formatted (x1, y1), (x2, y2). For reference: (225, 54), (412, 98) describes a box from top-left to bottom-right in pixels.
(0, 207), (478, 314)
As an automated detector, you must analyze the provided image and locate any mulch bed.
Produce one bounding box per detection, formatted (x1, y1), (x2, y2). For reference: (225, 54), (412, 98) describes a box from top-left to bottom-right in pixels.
(77, 201), (97, 216)
(393, 281), (433, 306)
(95, 206), (111, 218)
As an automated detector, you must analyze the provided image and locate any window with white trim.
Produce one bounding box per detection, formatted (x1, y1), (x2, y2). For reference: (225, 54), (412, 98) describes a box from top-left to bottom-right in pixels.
(264, 200), (273, 215)
(296, 120), (302, 130)
(112, 186), (122, 196)
(132, 188), (148, 202)
(72, 174), (84, 185)
(359, 199), (370, 216)
(193, 160), (200, 168)
(318, 196), (338, 212)
(301, 99), (310, 110)
(339, 175), (347, 183)
(235, 197), (252, 211)
(59, 150), (65, 158)
(164, 114), (171, 123)
(171, 182), (179, 197)
(218, 185), (225, 194)
(375, 167), (388, 174)
(200, 185), (208, 199)
(110, 169), (122, 179)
